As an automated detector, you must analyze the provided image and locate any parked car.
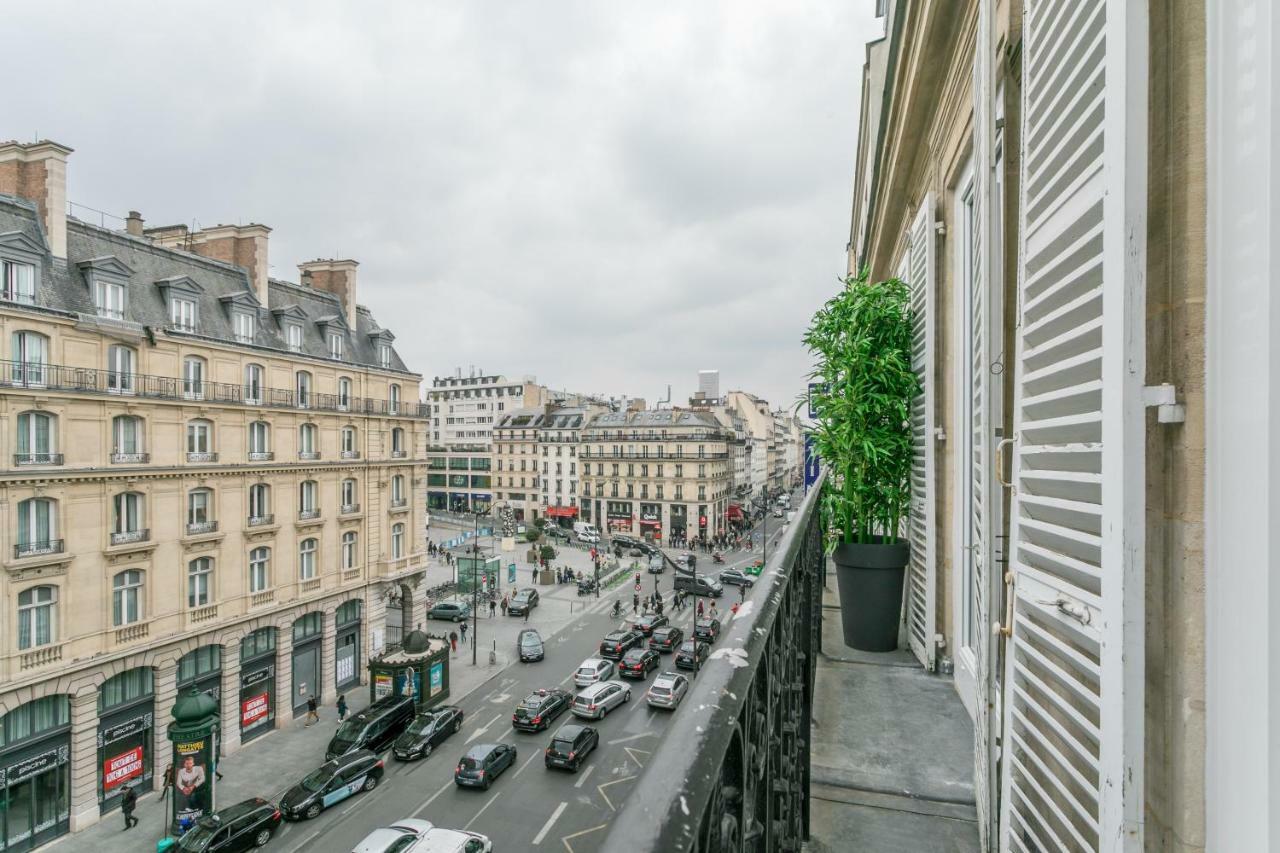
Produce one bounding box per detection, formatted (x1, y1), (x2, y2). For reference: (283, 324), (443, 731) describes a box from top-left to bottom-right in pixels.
(511, 688), (572, 732)
(618, 647), (660, 679)
(392, 706), (464, 761)
(674, 572), (723, 598)
(508, 589), (540, 616)
(352, 818), (436, 853)
(174, 797), (281, 852)
(599, 629), (644, 660)
(280, 750), (384, 820)
(571, 681), (631, 720)
(574, 657), (615, 687)
(675, 640), (710, 670)
(411, 828), (492, 853)
(517, 628), (544, 662)
(772, 507), (785, 518)
(646, 671), (690, 710)
(649, 625), (684, 653)
(631, 613), (669, 636)
(326, 696), (416, 761)
(544, 525), (569, 541)
(454, 743), (518, 790)
(544, 723), (600, 772)
(428, 601), (472, 622)
(718, 568), (755, 589)
(693, 617), (722, 643)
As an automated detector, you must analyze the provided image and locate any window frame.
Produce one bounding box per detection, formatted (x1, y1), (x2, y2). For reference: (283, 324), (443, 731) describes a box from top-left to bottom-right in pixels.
(187, 557), (213, 608)
(248, 547), (271, 593)
(17, 585), (57, 650)
(298, 538), (318, 581)
(170, 297), (197, 332)
(112, 569), (144, 627)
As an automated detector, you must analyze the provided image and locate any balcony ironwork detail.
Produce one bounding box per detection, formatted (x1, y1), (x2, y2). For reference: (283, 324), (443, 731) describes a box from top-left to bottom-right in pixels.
(186, 520), (218, 536)
(14, 539), (64, 559)
(186, 451), (219, 463)
(247, 451), (274, 462)
(298, 451), (321, 461)
(110, 452), (150, 464)
(110, 529), (150, 546)
(298, 508), (321, 521)
(340, 450), (361, 460)
(247, 514), (275, 527)
(13, 452), (63, 466)
(340, 503), (361, 515)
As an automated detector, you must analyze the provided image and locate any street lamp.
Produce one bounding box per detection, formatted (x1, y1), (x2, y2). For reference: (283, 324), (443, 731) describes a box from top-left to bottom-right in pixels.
(471, 505), (491, 666)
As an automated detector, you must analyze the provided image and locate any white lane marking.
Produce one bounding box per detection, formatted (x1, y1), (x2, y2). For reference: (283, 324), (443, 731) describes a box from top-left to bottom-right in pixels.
(596, 776), (636, 811)
(282, 827), (323, 853)
(560, 823), (609, 853)
(410, 778), (455, 819)
(623, 747), (652, 770)
(466, 713), (503, 743)
(463, 791), (501, 830)
(511, 749), (541, 780)
(573, 764), (596, 789)
(532, 801), (569, 845)
(606, 732), (651, 746)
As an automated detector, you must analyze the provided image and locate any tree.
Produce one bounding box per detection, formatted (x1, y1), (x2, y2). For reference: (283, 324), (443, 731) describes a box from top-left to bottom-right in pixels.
(539, 544), (556, 562)
(524, 529), (541, 544)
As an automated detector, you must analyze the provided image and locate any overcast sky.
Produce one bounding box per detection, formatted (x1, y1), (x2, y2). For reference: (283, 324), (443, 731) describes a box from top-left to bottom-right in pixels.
(7, 1), (877, 409)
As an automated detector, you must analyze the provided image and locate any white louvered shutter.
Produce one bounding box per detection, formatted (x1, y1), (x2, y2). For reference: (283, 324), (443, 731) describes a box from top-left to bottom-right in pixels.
(906, 196), (937, 671)
(999, 0), (1147, 850)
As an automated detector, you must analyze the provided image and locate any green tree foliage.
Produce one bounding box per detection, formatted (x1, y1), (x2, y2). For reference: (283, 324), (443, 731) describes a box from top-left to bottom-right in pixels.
(539, 544), (557, 562)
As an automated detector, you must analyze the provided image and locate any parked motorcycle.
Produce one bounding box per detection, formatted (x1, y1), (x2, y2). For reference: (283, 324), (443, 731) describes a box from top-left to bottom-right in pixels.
(576, 579), (598, 596)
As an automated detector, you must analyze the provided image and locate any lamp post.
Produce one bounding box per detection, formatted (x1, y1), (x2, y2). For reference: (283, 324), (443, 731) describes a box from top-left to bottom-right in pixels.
(471, 505), (490, 666)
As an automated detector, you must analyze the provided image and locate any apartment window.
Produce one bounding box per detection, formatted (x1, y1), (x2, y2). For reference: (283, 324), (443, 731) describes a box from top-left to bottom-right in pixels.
(698, 464), (707, 478)
(341, 426), (357, 455)
(15, 411), (55, 464)
(248, 483), (271, 521)
(113, 492), (144, 537)
(296, 371), (312, 408)
(596, 484), (604, 497)
(675, 464), (684, 478)
(675, 486), (683, 500)
(106, 345), (135, 394)
(183, 356), (205, 399)
(15, 498), (55, 554)
(234, 311), (255, 343)
(187, 488), (213, 529)
(249, 547), (270, 592)
(243, 363), (264, 403)
(391, 523), (405, 559)
(698, 445), (706, 459)
(10, 331), (47, 386)
(611, 463), (619, 477)
(656, 484), (664, 500)
(187, 419), (213, 456)
(641, 484), (648, 499)
(2, 259), (35, 304)
(298, 538), (317, 580)
(342, 531), (357, 569)
(187, 558), (212, 608)
(329, 333), (344, 360)
(338, 377), (352, 410)
(94, 279), (125, 320)
(170, 297), (196, 331)
(379, 344), (391, 368)
(112, 570), (144, 626)
(389, 384), (401, 415)
(392, 474), (405, 505)
(17, 586), (56, 649)
(657, 464), (664, 478)
(298, 480), (318, 514)
(611, 483), (619, 498)
(286, 323), (302, 352)
(391, 427), (405, 455)
(698, 485), (707, 501)
(626, 484), (634, 498)
(627, 464), (634, 477)
(298, 423), (318, 458)
(248, 421), (271, 456)
(112, 415), (144, 459)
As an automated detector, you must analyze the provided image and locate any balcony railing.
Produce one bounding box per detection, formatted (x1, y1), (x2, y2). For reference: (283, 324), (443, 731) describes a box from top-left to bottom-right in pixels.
(110, 452), (150, 464)
(0, 358), (429, 418)
(341, 503), (361, 515)
(298, 508), (321, 521)
(110, 529), (150, 546)
(247, 451), (274, 462)
(186, 451), (219, 463)
(13, 452), (63, 466)
(247, 514), (275, 527)
(340, 450), (361, 459)
(13, 539), (64, 559)
(390, 498), (408, 509)
(605, 474), (823, 852)
(391, 450), (408, 458)
(298, 451), (321, 461)
(186, 520), (218, 536)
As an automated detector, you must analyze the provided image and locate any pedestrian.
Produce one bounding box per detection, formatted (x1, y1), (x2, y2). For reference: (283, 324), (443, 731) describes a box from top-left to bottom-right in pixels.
(739, 585), (747, 603)
(305, 695), (319, 726)
(632, 593), (640, 615)
(697, 600), (705, 618)
(501, 597), (509, 616)
(449, 630), (458, 654)
(337, 694), (348, 722)
(121, 783), (138, 830)
(460, 621), (468, 644)
(523, 604), (529, 623)
(731, 601), (740, 617)
(489, 599), (497, 618)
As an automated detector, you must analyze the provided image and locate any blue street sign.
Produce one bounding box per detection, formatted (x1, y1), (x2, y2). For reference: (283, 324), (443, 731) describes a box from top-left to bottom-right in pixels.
(804, 435), (821, 489)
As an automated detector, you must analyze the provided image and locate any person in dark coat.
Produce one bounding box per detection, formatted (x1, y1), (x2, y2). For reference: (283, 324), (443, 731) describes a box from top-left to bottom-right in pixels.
(121, 784), (138, 830)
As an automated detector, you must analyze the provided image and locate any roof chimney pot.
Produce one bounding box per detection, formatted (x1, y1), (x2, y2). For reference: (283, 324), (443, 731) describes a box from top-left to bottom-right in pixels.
(125, 210), (144, 236)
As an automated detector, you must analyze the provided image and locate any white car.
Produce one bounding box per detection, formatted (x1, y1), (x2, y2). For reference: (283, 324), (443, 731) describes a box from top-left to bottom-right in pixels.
(572, 681), (631, 720)
(352, 819), (434, 853)
(578, 532), (600, 544)
(574, 657), (615, 687)
(647, 671), (690, 710)
(413, 828), (492, 853)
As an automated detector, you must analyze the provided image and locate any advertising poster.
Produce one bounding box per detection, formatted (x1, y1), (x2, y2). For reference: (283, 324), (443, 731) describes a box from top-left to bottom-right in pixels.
(102, 746), (144, 791)
(397, 667), (421, 700)
(429, 662), (443, 697)
(240, 693), (269, 729)
(172, 734), (214, 829)
(374, 673), (393, 699)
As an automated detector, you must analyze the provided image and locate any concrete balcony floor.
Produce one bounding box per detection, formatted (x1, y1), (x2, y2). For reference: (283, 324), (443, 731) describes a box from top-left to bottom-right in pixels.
(806, 575), (980, 852)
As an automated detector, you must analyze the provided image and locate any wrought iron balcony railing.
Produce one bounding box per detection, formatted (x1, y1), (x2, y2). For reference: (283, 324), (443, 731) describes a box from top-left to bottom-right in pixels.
(298, 508), (322, 521)
(340, 450), (361, 459)
(186, 520), (218, 536)
(604, 474), (824, 852)
(13, 452), (63, 466)
(186, 451), (219, 463)
(13, 539), (64, 559)
(110, 529), (150, 546)
(0, 358), (428, 418)
(247, 514), (275, 527)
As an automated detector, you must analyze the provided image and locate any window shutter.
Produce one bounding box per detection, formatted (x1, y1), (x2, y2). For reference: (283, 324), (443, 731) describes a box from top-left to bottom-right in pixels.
(1000, 0), (1147, 850)
(906, 194), (937, 671)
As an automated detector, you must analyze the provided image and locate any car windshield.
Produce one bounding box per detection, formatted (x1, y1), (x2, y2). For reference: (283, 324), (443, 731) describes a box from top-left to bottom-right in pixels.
(334, 719), (365, 741)
(406, 716), (437, 736)
(176, 823), (217, 850)
(521, 635), (540, 647)
(551, 738), (574, 752)
(650, 686), (671, 696)
(300, 766), (333, 792)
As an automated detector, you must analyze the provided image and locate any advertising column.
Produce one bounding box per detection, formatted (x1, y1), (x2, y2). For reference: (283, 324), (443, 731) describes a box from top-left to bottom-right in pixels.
(166, 690), (219, 836)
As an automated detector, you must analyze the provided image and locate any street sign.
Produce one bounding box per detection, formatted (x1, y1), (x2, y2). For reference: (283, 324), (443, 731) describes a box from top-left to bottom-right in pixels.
(634, 583), (641, 592)
(804, 435), (821, 489)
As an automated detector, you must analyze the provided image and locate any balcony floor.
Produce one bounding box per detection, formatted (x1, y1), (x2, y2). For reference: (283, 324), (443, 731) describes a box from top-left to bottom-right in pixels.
(806, 573), (980, 852)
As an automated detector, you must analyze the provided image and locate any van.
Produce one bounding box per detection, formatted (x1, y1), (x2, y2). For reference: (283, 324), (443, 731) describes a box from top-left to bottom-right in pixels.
(674, 571), (724, 598)
(573, 522), (600, 539)
(325, 696), (416, 760)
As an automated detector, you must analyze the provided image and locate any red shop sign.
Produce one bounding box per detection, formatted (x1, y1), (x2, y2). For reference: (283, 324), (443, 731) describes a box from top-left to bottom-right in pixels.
(241, 693), (270, 727)
(103, 746), (144, 791)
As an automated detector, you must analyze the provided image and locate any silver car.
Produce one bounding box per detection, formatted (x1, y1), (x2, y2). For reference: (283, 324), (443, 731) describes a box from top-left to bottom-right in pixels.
(574, 657), (614, 688)
(571, 681), (631, 719)
(646, 671), (690, 710)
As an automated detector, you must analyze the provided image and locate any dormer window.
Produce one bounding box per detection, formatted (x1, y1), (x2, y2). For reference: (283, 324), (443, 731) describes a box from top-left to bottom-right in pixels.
(379, 344), (391, 368)
(2, 259), (35, 304)
(95, 280), (125, 320)
(233, 311), (255, 343)
(170, 297), (196, 332)
(329, 333), (344, 360)
(286, 323), (303, 352)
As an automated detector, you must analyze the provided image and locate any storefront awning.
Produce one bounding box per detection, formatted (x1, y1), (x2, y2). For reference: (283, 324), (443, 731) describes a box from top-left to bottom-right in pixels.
(546, 506), (579, 518)
(726, 505), (745, 520)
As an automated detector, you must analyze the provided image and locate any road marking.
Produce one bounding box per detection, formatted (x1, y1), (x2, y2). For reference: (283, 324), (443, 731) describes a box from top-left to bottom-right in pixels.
(511, 749), (541, 780)
(596, 775), (636, 811)
(623, 746), (652, 770)
(561, 823), (610, 852)
(606, 732), (651, 746)
(532, 801), (569, 845)
(410, 779), (455, 818)
(466, 713), (502, 743)
(573, 764), (596, 789)
(284, 828), (324, 853)
(463, 791), (501, 830)
(488, 692), (512, 705)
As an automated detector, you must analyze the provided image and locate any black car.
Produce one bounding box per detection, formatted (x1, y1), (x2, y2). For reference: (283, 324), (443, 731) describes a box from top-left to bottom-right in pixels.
(544, 723), (600, 772)
(508, 589), (540, 616)
(649, 625), (685, 653)
(599, 630), (644, 660)
(675, 640), (710, 670)
(618, 647), (660, 679)
(544, 525), (570, 541)
(454, 743), (518, 790)
(174, 798), (281, 852)
(325, 695), (415, 760)
(512, 688), (572, 732)
(631, 613), (669, 636)
(392, 705), (464, 761)
(428, 601), (471, 622)
(718, 568), (755, 588)
(518, 628), (545, 662)
(280, 750), (384, 821)
(694, 618), (722, 643)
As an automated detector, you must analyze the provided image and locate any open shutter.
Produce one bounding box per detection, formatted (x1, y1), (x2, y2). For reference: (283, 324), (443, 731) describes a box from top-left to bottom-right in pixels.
(906, 195), (937, 671)
(999, 0), (1147, 850)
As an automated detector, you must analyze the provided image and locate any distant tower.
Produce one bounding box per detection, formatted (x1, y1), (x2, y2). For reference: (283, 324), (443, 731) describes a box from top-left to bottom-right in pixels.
(698, 370), (720, 400)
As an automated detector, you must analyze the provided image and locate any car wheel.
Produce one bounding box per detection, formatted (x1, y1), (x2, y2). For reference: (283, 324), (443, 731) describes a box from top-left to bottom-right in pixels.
(254, 828), (273, 848)
(483, 778), (492, 791)
(304, 802), (322, 820)
(363, 774), (379, 792)
(624, 690), (631, 703)
(455, 615), (463, 623)
(422, 743), (433, 759)
(455, 719), (463, 733)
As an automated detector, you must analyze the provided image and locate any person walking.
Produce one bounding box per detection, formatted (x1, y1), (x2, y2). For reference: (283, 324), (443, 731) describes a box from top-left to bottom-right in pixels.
(305, 695), (319, 726)
(523, 604), (530, 623)
(489, 598), (497, 618)
(459, 621), (468, 644)
(500, 597), (509, 617)
(697, 599), (705, 618)
(121, 783), (138, 830)
(632, 593), (640, 615)
(449, 630), (458, 654)
(337, 694), (348, 722)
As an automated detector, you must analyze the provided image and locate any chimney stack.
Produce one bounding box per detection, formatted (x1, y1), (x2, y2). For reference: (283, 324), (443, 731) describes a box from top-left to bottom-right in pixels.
(149, 223), (272, 305)
(297, 259), (358, 329)
(0, 140), (72, 258)
(125, 210), (144, 236)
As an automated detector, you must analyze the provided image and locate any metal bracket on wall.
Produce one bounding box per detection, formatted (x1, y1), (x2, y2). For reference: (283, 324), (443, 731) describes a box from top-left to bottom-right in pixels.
(1142, 383), (1186, 423)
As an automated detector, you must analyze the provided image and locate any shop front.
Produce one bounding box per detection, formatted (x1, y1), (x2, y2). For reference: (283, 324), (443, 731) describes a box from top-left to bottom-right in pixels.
(471, 493), (492, 512)
(670, 504), (688, 543)
(606, 501), (633, 534)
(0, 696), (71, 852)
(638, 504), (663, 541)
(176, 645), (222, 717)
(291, 614), (323, 717)
(97, 668), (154, 814)
(335, 600), (363, 691)
(448, 492), (470, 512)
(698, 505), (709, 539)
(427, 491), (448, 511)
(239, 628), (276, 743)
(545, 506), (578, 528)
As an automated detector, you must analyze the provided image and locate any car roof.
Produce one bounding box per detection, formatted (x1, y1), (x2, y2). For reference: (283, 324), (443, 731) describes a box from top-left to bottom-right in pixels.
(654, 671), (684, 684)
(579, 657), (606, 667)
(578, 682), (616, 696)
(622, 647), (649, 656)
(207, 797), (269, 822)
(653, 625), (678, 634)
(465, 743), (504, 757)
(604, 631), (630, 640)
(416, 829), (482, 851)
(554, 723), (588, 738)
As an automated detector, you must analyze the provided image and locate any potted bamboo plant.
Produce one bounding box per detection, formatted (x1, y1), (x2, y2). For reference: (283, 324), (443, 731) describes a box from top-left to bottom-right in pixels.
(803, 269), (918, 651)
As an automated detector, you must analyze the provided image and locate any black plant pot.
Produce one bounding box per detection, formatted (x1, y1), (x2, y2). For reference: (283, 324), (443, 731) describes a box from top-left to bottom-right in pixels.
(832, 538), (909, 652)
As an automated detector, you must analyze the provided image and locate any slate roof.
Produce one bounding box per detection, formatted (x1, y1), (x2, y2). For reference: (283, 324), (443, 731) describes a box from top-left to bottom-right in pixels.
(0, 194), (416, 376)
(585, 409), (728, 431)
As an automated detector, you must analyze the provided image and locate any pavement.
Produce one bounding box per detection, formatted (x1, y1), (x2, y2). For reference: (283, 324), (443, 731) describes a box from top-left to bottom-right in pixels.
(49, 514), (790, 853)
